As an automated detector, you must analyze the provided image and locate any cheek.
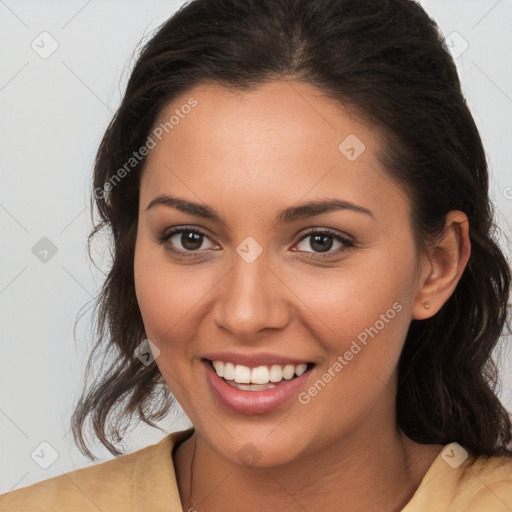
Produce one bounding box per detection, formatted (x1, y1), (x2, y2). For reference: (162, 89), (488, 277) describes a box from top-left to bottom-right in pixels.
(283, 247), (416, 404)
(134, 237), (178, 341)
(133, 241), (198, 399)
(133, 237), (214, 355)
(294, 270), (411, 422)
(281, 256), (413, 350)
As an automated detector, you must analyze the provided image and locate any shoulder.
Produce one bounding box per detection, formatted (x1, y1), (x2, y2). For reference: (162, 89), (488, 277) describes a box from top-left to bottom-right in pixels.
(0, 449), (142, 512)
(404, 442), (512, 512)
(461, 450), (512, 511)
(0, 428), (193, 512)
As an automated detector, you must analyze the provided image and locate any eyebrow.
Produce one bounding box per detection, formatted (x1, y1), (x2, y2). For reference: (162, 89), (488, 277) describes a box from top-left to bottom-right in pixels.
(145, 194), (375, 224)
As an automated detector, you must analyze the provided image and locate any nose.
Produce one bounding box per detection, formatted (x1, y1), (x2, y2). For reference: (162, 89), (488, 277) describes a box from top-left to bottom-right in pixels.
(213, 251), (291, 340)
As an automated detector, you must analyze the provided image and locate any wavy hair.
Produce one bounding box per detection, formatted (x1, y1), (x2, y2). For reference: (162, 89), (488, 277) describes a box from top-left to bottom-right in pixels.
(70, 0), (512, 460)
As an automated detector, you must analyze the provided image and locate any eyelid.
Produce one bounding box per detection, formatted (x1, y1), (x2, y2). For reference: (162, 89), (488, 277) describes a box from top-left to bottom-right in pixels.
(295, 226), (354, 243)
(293, 227), (355, 258)
(157, 225), (355, 259)
(157, 225), (219, 256)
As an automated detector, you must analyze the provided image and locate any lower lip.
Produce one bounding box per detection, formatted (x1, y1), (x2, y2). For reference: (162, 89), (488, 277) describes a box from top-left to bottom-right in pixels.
(204, 360), (313, 415)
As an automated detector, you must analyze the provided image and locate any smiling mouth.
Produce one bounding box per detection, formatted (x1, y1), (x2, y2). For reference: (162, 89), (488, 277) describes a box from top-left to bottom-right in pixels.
(205, 359), (315, 391)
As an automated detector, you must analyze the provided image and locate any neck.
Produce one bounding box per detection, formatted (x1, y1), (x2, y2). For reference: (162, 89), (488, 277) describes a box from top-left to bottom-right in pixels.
(174, 409), (442, 512)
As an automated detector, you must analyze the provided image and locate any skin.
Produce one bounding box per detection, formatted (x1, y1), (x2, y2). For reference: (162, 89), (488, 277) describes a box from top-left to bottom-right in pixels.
(133, 79), (471, 512)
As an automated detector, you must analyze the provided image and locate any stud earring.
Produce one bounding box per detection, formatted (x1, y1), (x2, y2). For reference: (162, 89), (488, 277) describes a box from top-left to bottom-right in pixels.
(424, 302), (430, 309)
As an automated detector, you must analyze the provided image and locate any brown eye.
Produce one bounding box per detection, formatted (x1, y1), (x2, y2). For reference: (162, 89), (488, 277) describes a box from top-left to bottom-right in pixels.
(158, 227), (219, 257)
(307, 233), (334, 253)
(294, 229), (355, 258)
(176, 230), (204, 251)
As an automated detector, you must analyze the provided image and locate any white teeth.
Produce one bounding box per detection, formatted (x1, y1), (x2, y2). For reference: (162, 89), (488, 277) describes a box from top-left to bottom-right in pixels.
(282, 364), (295, 380)
(223, 362), (235, 380)
(211, 360), (310, 385)
(212, 360), (224, 377)
(269, 365), (283, 382)
(234, 364), (251, 383)
(226, 381), (276, 391)
(295, 363), (307, 377)
(251, 365), (270, 384)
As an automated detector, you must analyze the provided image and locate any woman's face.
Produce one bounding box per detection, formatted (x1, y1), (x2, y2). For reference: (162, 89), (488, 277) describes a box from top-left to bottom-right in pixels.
(134, 79), (431, 467)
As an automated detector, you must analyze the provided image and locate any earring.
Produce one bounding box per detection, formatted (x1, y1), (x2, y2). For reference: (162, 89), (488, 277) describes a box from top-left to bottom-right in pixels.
(424, 302), (430, 309)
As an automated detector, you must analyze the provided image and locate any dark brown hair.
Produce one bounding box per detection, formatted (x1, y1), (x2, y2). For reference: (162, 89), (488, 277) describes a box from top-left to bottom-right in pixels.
(71, 0), (512, 460)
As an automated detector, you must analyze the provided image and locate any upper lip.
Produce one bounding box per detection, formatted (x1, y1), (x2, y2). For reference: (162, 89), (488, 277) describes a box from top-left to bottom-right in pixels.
(202, 352), (313, 368)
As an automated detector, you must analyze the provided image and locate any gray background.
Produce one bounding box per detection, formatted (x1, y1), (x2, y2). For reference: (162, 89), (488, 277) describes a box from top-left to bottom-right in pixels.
(1, 0), (511, 494)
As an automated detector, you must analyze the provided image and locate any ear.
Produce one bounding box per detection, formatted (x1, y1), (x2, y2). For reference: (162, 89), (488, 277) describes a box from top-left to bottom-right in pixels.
(412, 210), (471, 320)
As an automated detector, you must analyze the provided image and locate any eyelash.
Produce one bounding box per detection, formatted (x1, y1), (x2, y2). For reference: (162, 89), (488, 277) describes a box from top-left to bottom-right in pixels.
(156, 225), (356, 260)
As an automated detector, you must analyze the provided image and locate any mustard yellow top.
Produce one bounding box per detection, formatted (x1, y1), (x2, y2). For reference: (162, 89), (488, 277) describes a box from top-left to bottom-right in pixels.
(1, 428), (511, 511)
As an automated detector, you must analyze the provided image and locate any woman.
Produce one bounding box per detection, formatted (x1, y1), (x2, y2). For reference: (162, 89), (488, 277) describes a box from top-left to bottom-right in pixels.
(1, 0), (511, 510)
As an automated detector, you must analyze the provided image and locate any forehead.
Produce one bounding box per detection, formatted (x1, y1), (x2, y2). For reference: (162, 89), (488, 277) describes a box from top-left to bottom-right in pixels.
(148, 79), (372, 163)
(140, 80), (409, 226)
